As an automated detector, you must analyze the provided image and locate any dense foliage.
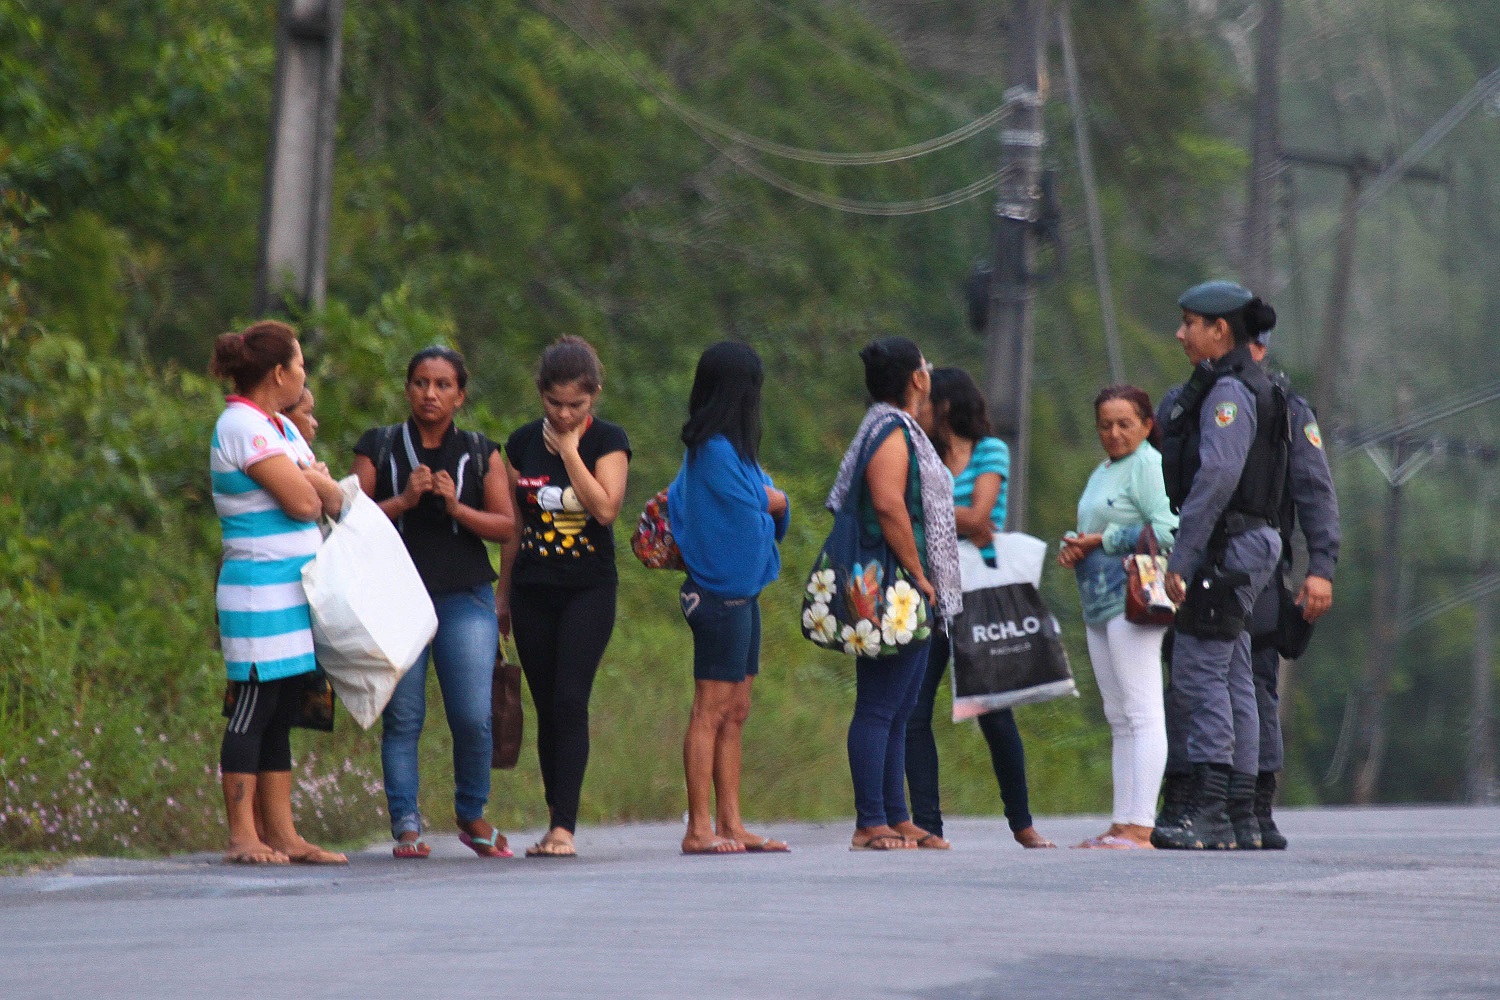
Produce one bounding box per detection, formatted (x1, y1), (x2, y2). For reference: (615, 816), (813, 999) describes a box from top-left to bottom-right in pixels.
(2, 0), (1495, 854)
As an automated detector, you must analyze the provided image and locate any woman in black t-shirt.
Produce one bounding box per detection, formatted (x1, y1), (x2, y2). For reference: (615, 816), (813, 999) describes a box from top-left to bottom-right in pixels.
(352, 346), (517, 860)
(498, 336), (630, 858)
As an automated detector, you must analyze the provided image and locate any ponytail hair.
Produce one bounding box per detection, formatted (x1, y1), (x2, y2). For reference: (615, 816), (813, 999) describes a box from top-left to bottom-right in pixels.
(1221, 297), (1277, 346)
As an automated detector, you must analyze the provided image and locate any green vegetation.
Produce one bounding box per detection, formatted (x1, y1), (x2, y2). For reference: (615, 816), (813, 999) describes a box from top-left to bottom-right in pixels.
(3, 0), (1496, 858)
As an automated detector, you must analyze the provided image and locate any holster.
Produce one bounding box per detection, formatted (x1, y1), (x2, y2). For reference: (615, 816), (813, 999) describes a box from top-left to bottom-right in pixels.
(1174, 560), (1251, 640)
(1250, 580), (1314, 659)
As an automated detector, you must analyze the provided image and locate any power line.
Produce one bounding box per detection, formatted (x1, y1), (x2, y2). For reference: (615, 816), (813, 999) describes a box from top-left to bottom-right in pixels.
(747, 0), (972, 118)
(1355, 66), (1499, 212)
(539, 0), (1010, 167)
(1336, 379), (1500, 454)
(535, 0), (1007, 215)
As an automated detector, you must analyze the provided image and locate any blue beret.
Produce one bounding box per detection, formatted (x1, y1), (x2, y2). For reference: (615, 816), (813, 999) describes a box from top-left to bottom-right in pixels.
(1178, 280), (1253, 317)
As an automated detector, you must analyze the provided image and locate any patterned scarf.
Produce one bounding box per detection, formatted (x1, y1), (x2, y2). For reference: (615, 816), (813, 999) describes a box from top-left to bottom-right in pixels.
(826, 402), (963, 620)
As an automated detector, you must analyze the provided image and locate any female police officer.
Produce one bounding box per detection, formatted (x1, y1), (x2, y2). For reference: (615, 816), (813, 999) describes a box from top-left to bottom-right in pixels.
(1153, 281), (1287, 850)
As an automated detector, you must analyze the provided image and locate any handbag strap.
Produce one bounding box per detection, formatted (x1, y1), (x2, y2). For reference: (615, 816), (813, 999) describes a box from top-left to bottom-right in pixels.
(1135, 523), (1160, 559)
(837, 417), (906, 516)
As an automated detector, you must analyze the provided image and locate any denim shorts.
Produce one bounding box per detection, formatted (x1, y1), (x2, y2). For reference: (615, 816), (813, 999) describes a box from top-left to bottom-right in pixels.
(680, 578), (761, 683)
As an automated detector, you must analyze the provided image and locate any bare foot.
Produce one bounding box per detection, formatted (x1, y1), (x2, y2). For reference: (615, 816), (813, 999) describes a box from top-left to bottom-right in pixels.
(851, 825), (916, 851)
(223, 839), (290, 865)
(892, 821), (949, 849)
(527, 827), (578, 857)
(1074, 823), (1127, 848)
(716, 822), (790, 853)
(1110, 823), (1155, 848)
(682, 832), (744, 854)
(1014, 826), (1057, 849)
(266, 835), (347, 865)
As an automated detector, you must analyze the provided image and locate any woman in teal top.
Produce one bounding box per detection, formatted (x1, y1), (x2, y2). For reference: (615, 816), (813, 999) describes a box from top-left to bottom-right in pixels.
(903, 368), (1056, 849)
(1059, 385), (1177, 848)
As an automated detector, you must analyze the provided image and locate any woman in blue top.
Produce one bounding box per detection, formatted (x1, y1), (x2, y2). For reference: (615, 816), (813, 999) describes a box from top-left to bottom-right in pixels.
(1059, 385), (1178, 848)
(669, 343), (791, 855)
(904, 368), (1056, 849)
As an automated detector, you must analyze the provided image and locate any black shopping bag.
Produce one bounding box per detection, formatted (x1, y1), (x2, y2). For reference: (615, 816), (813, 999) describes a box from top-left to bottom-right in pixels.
(950, 581), (1075, 720)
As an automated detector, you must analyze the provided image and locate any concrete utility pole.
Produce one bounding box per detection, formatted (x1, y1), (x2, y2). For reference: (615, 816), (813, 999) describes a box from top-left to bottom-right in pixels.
(254, 0), (346, 317)
(1242, 0), (1282, 294)
(983, 0), (1048, 532)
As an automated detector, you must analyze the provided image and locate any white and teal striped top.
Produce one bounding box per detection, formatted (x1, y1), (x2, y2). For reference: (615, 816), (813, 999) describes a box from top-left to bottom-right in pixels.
(211, 399), (321, 682)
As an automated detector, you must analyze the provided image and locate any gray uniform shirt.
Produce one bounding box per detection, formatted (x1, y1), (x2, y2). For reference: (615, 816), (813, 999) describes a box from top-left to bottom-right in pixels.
(1157, 375), (1260, 583)
(1283, 389), (1341, 581)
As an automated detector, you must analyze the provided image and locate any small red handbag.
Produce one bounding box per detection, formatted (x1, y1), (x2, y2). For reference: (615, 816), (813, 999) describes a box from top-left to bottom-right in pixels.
(630, 487), (686, 571)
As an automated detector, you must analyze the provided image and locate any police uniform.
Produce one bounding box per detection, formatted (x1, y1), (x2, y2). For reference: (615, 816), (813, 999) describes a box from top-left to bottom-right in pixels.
(1245, 352), (1340, 847)
(1152, 281), (1288, 850)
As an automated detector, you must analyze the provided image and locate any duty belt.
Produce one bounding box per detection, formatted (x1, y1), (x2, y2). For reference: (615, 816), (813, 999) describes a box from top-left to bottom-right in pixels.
(1221, 511), (1272, 536)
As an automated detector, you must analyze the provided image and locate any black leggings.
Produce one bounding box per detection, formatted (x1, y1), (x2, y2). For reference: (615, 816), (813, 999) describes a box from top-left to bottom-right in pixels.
(220, 673), (302, 774)
(510, 583), (617, 833)
(904, 627), (1035, 836)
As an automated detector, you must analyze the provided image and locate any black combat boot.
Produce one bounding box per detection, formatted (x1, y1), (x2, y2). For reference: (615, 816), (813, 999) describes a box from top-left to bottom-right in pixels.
(1150, 771), (1191, 848)
(1151, 763), (1235, 850)
(1227, 771), (1262, 849)
(1255, 771), (1287, 850)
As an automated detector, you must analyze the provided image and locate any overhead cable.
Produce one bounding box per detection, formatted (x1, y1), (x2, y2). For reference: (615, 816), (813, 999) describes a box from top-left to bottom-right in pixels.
(536, 0), (1007, 215)
(1398, 571), (1500, 634)
(1355, 66), (1500, 213)
(747, 0), (972, 118)
(1337, 379), (1500, 454)
(541, 0), (1011, 167)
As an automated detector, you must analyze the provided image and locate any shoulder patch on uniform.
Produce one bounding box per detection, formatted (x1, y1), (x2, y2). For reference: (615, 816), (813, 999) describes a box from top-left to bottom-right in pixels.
(1304, 422), (1323, 449)
(1213, 402), (1238, 428)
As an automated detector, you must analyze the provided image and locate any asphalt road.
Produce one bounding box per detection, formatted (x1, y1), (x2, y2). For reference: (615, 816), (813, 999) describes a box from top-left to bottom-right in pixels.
(3, 806), (1498, 1000)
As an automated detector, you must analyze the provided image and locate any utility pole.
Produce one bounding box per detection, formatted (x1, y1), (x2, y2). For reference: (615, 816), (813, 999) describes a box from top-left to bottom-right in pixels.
(1242, 0), (1281, 294)
(1468, 485), (1497, 805)
(254, 0), (346, 318)
(1352, 386), (1412, 804)
(1281, 151), (1442, 422)
(983, 0), (1048, 532)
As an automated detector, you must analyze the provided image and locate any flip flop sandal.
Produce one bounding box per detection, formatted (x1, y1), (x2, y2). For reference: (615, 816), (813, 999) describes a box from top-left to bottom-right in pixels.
(1096, 835), (1154, 850)
(742, 838), (791, 853)
(526, 839), (578, 858)
(681, 838), (743, 855)
(850, 834), (912, 851)
(392, 839), (431, 860)
(913, 833), (950, 850)
(458, 829), (514, 859)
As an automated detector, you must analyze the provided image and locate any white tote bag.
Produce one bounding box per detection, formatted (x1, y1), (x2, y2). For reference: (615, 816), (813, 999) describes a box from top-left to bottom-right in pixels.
(301, 477), (437, 728)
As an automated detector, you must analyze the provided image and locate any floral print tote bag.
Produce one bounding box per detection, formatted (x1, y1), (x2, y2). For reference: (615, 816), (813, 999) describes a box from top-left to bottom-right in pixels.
(801, 427), (932, 658)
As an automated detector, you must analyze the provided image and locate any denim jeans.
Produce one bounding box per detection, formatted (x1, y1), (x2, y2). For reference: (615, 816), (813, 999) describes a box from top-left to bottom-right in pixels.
(905, 627), (1034, 835)
(848, 638), (930, 829)
(381, 582), (498, 838)
(680, 578), (761, 682)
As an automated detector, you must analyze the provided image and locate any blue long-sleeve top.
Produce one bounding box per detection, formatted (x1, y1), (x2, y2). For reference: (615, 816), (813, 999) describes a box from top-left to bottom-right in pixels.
(668, 435), (790, 599)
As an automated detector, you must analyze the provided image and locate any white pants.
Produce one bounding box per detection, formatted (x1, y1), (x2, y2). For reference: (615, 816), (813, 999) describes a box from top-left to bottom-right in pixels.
(1085, 615), (1169, 827)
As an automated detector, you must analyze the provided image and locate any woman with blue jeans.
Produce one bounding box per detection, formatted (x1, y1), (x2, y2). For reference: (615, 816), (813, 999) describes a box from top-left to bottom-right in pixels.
(353, 346), (516, 859)
(827, 338), (963, 851)
(669, 342), (790, 855)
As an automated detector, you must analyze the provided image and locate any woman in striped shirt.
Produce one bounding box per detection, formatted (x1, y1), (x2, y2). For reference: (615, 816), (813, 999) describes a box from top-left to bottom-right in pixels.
(210, 320), (346, 865)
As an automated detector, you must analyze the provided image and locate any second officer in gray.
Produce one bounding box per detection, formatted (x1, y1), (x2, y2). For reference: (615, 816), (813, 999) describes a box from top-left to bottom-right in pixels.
(1245, 330), (1341, 849)
(1153, 280), (1289, 850)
